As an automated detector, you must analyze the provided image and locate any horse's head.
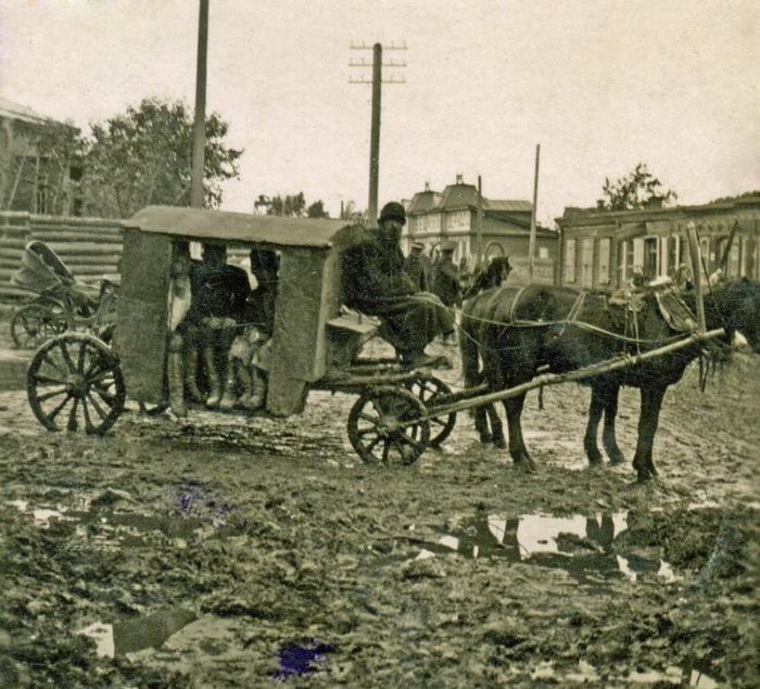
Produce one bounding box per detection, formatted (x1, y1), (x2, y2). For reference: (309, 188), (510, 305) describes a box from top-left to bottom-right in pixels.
(716, 279), (760, 353)
(465, 256), (513, 299)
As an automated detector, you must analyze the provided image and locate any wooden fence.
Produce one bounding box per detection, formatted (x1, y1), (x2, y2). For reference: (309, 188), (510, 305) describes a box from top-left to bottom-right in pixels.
(0, 212), (124, 302)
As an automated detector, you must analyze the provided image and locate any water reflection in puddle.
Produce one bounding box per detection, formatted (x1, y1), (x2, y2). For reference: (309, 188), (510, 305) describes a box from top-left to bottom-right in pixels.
(415, 512), (680, 584)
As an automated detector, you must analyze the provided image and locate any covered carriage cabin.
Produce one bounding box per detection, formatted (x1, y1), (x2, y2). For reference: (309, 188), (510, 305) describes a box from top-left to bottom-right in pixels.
(115, 206), (375, 417)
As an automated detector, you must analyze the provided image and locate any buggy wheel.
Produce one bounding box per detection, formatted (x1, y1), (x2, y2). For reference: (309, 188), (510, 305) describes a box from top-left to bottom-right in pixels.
(406, 376), (457, 447)
(347, 386), (430, 465)
(27, 333), (126, 435)
(11, 301), (72, 349)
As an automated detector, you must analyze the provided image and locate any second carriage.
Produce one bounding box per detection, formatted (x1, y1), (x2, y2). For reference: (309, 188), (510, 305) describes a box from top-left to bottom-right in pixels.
(25, 206), (457, 464)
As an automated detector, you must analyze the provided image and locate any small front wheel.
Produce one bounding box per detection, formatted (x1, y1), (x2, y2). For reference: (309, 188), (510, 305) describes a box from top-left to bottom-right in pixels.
(347, 386), (430, 465)
(11, 301), (72, 349)
(27, 333), (126, 434)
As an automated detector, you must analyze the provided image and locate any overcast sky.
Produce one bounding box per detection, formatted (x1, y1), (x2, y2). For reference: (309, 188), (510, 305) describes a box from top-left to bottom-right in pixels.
(1, 0), (758, 225)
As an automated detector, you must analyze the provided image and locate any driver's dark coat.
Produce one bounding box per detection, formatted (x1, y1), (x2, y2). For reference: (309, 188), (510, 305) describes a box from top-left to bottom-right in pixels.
(186, 261), (250, 324)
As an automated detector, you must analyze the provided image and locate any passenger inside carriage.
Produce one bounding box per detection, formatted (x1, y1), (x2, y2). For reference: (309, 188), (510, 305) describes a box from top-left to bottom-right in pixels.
(220, 247), (280, 411)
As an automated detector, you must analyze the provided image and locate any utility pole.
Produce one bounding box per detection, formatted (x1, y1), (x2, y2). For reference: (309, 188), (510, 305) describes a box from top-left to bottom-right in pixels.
(477, 175), (484, 268)
(350, 41), (407, 227)
(190, 0), (209, 208)
(528, 143), (541, 282)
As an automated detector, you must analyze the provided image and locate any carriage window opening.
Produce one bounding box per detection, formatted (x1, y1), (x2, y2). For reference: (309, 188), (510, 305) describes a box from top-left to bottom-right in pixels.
(564, 239), (576, 283)
(597, 238), (610, 284)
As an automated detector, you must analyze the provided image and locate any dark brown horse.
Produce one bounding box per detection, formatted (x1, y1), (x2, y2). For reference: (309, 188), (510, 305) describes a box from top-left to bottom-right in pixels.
(479, 279), (760, 481)
(460, 256), (512, 447)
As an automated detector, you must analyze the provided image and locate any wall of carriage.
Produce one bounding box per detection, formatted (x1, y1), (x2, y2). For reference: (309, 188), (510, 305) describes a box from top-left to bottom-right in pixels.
(0, 211), (124, 302)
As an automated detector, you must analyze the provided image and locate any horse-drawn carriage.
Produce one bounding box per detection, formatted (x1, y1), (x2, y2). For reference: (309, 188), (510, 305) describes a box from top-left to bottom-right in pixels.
(24, 206), (457, 464)
(10, 240), (119, 348)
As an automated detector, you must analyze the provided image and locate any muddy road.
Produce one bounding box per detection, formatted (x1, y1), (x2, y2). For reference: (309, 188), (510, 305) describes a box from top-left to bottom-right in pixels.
(0, 333), (758, 687)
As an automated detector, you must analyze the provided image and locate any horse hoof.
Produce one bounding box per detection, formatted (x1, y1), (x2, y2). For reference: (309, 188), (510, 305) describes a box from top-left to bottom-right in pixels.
(608, 454), (626, 466)
(494, 438), (507, 450)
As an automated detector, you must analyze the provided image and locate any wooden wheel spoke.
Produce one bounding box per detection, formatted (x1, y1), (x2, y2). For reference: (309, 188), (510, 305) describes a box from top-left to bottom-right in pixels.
(43, 353), (68, 378)
(357, 426), (380, 438)
(91, 384), (117, 408)
(396, 433), (423, 450)
(67, 399), (80, 432)
(34, 373), (68, 386)
(48, 393), (73, 422)
(358, 411), (379, 424)
(430, 417), (447, 428)
(81, 399), (96, 433)
(86, 392), (109, 420)
(37, 387), (68, 403)
(88, 368), (114, 385)
(77, 342), (88, 373)
(58, 341), (76, 373)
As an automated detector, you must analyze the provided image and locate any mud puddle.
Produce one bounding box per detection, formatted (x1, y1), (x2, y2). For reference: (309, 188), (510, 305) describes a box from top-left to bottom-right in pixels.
(408, 511), (681, 585)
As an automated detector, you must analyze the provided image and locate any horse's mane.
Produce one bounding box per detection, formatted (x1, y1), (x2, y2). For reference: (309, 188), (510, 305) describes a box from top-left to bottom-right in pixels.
(464, 256), (512, 299)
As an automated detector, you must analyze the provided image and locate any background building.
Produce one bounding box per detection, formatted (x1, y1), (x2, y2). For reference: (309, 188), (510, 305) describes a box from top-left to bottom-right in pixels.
(0, 95), (79, 215)
(402, 175), (559, 285)
(556, 195), (760, 291)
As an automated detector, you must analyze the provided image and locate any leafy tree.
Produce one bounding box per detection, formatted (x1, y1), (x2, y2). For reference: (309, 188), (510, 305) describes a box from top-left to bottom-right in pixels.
(339, 200), (367, 224)
(597, 163), (677, 211)
(82, 98), (242, 217)
(267, 192), (306, 217)
(306, 200), (329, 218)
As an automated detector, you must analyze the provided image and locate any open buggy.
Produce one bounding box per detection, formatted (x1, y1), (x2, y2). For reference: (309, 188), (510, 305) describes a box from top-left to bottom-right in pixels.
(24, 206), (458, 464)
(10, 240), (119, 348)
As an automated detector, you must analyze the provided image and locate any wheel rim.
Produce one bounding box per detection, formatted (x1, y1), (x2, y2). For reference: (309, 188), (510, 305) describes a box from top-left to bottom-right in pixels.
(27, 334), (126, 435)
(348, 386), (430, 465)
(11, 303), (70, 349)
(406, 376), (457, 447)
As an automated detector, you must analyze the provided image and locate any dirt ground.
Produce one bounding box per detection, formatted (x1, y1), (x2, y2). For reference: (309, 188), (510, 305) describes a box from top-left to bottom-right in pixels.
(0, 324), (758, 688)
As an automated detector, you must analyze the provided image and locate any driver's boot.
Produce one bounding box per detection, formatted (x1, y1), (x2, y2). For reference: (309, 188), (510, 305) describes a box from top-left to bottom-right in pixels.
(183, 345), (204, 403)
(167, 350), (188, 418)
(203, 347), (222, 408)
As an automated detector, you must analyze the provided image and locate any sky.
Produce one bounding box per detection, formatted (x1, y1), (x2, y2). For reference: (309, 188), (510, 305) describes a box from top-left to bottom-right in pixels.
(1, 0), (758, 226)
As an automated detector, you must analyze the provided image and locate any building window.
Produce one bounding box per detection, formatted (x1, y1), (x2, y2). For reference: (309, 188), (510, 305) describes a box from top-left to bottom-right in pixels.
(538, 246), (549, 260)
(597, 238), (610, 284)
(643, 238), (658, 279)
(667, 236), (680, 277)
(624, 239), (635, 281)
(564, 239), (576, 283)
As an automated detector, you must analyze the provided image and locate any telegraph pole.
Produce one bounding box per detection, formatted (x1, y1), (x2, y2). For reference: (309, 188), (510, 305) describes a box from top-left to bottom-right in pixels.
(350, 41), (407, 227)
(190, 0), (209, 208)
(528, 143), (541, 282)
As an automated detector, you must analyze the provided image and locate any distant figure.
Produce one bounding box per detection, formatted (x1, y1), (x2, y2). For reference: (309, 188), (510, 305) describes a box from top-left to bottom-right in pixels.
(405, 242), (431, 292)
(708, 267), (725, 287)
(673, 263), (694, 291)
(433, 241), (462, 308)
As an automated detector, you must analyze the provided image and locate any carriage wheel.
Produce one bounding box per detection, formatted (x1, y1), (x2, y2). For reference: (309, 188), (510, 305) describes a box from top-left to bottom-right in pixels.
(11, 301), (72, 349)
(347, 386), (431, 465)
(27, 333), (126, 435)
(406, 376), (457, 447)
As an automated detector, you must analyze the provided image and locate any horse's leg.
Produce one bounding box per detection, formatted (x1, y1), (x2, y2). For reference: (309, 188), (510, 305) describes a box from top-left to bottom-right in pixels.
(601, 386), (625, 466)
(474, 406), (492, 444)
(632, 385), (667, 481)
(487, 403), (506, 448)
(583, 386), (605, 465)
(504, 392), (534, 470)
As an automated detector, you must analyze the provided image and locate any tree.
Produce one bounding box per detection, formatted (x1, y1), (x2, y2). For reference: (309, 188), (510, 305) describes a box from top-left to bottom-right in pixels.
(253, 194), (271, 214)
(266, 192), (306, 217)
(82, 98), (242, 217)
(306, 200), (329, 218)
(597, 163), (677, 211)
(339, 200), (367, 224)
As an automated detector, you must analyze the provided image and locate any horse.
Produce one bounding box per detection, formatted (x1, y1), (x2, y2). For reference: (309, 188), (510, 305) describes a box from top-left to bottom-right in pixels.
(478, 279), (760, 481)
(459, 256), (512, 447)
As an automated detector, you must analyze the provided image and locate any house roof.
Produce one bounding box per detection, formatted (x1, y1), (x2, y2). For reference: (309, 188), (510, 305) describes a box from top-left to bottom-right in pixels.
(406, 190), (443, 215)
(0, 96), (52, 125)
(485, 199), (533, 213)
(126, 206), (352, 248)
(406, 182), (532, 216)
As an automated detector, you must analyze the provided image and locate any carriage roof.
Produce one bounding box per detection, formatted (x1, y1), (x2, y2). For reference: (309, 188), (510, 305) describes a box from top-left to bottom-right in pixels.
(125, 206), (350, 249)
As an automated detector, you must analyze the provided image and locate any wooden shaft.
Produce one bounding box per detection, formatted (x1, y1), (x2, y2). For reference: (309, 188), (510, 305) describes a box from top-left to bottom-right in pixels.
(190, 0), (209, 209)
(686, 223), (707, 332)
(426, 328), (725, 418)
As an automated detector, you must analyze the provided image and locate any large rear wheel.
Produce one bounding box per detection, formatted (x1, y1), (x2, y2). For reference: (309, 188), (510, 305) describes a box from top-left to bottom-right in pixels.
(27, 333), (126, 434)
(347, 386), (430, 465)
(11, 300), (72, 349)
